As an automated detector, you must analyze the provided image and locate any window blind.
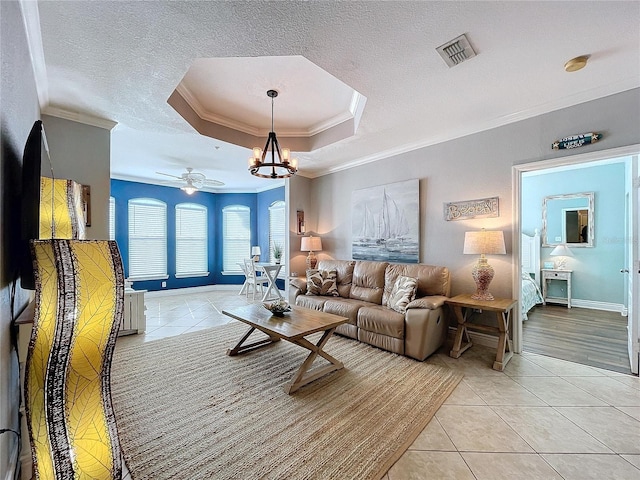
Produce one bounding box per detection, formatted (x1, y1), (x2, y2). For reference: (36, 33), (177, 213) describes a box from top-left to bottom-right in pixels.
(223, 205), (250, 273)
(269, 201), (286, 278)
(128, 198), (167, 279)
(176, 203), (208, 277)
(108, 196), (115, 241)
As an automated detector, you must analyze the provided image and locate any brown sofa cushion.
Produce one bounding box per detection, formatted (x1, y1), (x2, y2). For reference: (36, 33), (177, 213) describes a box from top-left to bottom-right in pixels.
(323, 298), (371, 325)
(350, 260), (388, 304)
(383, 263), (451, 305)
(357, 305), (405, 339)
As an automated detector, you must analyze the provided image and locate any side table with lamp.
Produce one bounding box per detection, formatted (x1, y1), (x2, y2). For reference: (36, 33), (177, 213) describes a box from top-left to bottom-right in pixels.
(542, 244), (573, 308)
(446, 229), (517, 371)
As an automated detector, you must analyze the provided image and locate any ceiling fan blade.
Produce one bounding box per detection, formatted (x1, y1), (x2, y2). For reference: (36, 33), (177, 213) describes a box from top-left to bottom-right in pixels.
(156, 171), (182, 179)
(203, 179), (225, 186)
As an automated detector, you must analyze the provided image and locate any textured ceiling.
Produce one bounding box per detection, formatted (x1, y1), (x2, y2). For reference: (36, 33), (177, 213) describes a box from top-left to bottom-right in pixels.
(34, 1), (640, 192)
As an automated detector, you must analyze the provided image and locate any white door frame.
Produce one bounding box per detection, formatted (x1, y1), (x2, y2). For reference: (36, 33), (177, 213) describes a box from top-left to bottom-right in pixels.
(512, 144), (640, 374)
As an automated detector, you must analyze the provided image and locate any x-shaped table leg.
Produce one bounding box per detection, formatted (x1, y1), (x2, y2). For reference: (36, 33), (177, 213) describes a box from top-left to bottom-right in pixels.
(284, 327), (343, 394)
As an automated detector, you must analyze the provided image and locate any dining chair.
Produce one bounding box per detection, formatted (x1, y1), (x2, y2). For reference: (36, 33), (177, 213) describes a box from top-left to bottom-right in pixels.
(243, 258), (269, 300)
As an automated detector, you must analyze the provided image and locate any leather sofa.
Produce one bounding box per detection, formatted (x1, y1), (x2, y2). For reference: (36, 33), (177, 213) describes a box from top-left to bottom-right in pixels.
(289, 259), (451, 361)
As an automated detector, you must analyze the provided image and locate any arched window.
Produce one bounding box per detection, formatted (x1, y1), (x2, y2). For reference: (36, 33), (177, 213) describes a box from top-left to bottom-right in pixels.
(175, 203), (208, 277)
(222, 205), (250, 273)
(128, 198), (167, 280)
(269, 201), (286, 275)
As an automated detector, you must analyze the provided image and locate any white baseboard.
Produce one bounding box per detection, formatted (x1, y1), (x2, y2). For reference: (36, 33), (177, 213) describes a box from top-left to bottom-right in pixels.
(145, 284), (237, 298)
(571, 299), (627, 315)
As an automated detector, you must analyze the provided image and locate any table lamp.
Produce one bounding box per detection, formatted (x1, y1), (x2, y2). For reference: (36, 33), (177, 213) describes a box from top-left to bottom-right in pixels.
(463, 229), (506, 301)
(301, 235), (322, 270)
(251, 246), (261, 262)
(550, 244), (573, 269)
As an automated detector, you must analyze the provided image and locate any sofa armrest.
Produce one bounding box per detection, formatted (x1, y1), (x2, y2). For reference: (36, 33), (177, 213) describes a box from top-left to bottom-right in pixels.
(406, 295), (448, 310)
(289, 277), (307, 299)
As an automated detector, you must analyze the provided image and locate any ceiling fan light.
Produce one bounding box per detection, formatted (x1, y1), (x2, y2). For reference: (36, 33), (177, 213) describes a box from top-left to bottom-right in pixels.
(181, 185), (196, 195)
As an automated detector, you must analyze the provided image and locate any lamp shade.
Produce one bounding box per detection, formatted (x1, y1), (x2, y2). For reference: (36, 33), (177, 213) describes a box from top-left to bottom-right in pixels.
(301, 236), (322, 252)
(550, 244), (574, 257)
(463, 230), (506, 255)
(251, 246), (261, 256)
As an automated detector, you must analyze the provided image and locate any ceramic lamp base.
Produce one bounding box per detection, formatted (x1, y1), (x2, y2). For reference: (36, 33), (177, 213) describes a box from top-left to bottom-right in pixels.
(471, 258), (495, 301)
(306, 251), (317, 270)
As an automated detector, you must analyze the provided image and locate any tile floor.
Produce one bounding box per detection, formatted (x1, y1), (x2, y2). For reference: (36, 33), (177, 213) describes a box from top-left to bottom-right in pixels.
(117, 287), (640, 480)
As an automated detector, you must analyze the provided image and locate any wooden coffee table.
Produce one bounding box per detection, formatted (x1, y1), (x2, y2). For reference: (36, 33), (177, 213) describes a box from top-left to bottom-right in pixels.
(222, 304), (348, 394)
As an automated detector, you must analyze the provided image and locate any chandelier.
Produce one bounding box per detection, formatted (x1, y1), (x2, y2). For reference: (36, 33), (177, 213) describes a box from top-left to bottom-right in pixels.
(248, 90), (298, 179)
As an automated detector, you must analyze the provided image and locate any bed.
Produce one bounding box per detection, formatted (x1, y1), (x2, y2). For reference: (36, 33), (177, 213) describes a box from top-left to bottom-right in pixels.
(521, 230), (544, 320)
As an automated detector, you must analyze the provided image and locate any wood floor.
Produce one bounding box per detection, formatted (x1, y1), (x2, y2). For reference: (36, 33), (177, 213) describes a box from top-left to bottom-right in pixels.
(523, 304), (631, 374)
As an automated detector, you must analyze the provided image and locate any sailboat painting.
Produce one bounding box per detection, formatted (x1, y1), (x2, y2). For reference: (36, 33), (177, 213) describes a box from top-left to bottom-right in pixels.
(351, 179), (419, 263)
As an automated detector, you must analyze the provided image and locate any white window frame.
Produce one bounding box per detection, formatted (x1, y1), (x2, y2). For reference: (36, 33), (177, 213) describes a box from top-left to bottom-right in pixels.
(222, 205), (251, 274)
(128, 198), (168, 281)
(175, 203), (209, 278)
(108, 196), (115, 241)
(269, 200), (286, 278)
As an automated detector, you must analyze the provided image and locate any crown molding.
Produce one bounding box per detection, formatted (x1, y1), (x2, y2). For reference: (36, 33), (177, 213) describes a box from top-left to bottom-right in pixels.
(175, 83), (358, 138)
(313, 82), (640, 179)
(19, 0), (48, 109)
(176, 84), (263, 137)
(43, 107), (118, 130)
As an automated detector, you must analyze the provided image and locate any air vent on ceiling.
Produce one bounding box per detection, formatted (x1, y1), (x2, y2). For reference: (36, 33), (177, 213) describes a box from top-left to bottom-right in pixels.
(436, 34), (477, 68)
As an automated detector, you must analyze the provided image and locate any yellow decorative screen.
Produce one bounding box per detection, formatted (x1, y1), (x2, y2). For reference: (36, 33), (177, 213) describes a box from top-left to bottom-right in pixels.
(39, 176), (86, 240)
(26, 239), (124, 479)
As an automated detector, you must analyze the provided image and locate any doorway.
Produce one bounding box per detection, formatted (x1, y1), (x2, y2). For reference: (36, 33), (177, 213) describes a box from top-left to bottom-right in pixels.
(513, 145), (639, 375)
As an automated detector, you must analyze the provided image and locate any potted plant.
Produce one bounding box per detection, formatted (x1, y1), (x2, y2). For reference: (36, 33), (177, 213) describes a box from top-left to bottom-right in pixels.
(272, 243), (283, 264)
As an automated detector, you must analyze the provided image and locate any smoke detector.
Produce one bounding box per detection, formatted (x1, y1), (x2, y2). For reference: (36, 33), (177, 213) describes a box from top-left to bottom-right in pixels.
(436, 34), (477, 67)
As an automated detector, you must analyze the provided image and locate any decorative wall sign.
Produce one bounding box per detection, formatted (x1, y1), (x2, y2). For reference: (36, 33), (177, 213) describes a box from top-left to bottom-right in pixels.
(444, 196), (499, 221)
(552, 132), (602, 150)
(352, 179), (419, 263)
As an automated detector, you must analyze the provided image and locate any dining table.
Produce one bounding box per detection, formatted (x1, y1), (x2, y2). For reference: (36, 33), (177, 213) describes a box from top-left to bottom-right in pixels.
(253, 262), (284, 301)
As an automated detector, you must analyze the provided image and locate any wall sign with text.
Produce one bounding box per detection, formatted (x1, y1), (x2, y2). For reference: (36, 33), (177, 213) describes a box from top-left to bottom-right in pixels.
(444, 196), (499, 221)
(552, 132), (602, 150)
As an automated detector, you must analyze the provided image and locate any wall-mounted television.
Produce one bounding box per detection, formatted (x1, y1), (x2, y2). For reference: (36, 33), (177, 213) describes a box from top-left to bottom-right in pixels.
(19, 120), (43, 290)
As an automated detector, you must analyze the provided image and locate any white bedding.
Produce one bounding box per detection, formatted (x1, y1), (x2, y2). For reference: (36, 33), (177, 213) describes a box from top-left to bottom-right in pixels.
(521, 273), (543, 320)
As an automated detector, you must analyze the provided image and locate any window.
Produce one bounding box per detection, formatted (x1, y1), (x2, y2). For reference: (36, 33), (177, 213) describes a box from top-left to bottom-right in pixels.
(128, 198), (167, 280)
(269, 201), (286, 276)
(222, 205), (250, 274)
(175, 203), (208, 278)
(108, 196), (115, 241)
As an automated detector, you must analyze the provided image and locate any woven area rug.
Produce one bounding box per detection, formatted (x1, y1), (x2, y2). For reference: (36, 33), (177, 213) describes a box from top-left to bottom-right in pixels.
(111, 321), (463, 480)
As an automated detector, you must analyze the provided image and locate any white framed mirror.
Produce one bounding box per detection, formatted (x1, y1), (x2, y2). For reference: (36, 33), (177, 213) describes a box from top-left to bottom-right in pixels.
(542, 192), (594, 247)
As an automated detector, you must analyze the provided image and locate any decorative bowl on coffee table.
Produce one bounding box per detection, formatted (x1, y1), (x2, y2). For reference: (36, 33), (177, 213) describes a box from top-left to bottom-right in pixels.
(263, 300), (291, 317)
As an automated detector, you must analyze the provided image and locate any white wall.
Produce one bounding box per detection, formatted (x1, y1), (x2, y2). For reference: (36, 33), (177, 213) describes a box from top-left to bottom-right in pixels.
(307, 89), (640, 306)
(42, 114), (112, 239)
(0, 1), (41, 476)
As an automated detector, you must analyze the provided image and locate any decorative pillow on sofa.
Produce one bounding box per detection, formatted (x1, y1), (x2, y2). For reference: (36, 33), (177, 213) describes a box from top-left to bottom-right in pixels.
(387, 276), (418, 313)
(306, 269), (340, 297)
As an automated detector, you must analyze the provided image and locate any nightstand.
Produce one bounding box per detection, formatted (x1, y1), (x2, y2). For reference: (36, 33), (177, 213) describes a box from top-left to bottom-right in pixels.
(541, 269), (572, 308)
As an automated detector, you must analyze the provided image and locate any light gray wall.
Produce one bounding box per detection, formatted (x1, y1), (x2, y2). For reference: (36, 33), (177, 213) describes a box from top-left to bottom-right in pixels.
(308, 89), (640, 306)
(0, 1), (41, 475)
(41, 115), (112, 239)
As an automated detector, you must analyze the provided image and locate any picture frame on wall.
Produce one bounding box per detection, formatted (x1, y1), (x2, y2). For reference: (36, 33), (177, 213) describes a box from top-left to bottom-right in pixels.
(351, 179), (419, 263)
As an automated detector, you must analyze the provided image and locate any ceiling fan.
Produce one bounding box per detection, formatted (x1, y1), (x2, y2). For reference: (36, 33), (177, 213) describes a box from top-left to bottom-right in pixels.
(155, 167), (224, 194)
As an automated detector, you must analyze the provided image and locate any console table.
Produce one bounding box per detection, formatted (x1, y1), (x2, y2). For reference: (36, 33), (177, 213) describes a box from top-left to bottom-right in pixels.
(541, 269), (572, 308)
(446, 294), (518, 371)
